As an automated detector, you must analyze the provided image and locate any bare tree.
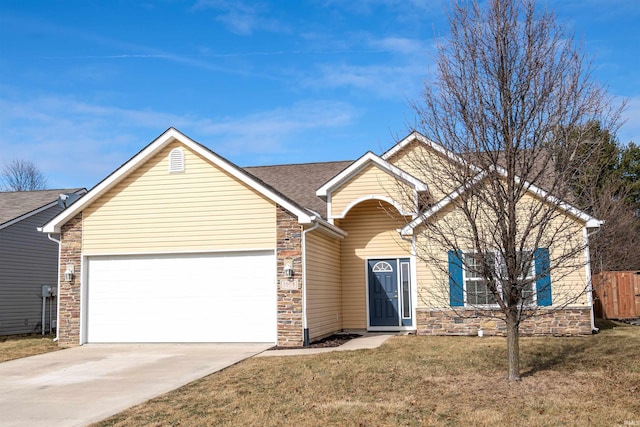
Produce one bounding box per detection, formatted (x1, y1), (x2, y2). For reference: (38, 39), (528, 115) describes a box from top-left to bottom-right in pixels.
(1, 159), (48, 191)
(403, 0), (622, 380)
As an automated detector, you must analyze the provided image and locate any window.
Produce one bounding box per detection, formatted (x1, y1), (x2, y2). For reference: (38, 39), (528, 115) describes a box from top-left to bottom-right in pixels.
(372, 261), (393, 272)
(169, 148), (185, 173)
(514, 251), (536, 305)
(463, 251), (535, 306)
(400, 261), (411, 318)
(464, 252), (497, 305)
(449, 248), (550, 308)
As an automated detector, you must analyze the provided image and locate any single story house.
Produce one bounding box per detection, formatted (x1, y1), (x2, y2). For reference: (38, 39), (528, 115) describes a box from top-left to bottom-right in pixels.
(41, 128), (599, 347)
(0, 188), (85, 335)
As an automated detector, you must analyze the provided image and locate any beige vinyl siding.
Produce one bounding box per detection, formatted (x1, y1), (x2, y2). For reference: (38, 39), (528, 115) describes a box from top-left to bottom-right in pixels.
(331, 164), (412, 219)
(414, 188), (590, 309)
(386, 141), (457, 202)
(83, 142), (276, 254)
(306, 231), (342, 340)
(336, 199), (410, 329)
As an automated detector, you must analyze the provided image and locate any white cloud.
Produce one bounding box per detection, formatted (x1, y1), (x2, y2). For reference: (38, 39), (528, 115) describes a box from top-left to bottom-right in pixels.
(302, 59), (427, 100)
(192, 0), (289, 35)
(369, 36), (425, 55)
(197, 100), (354, 153)
(0, 94), (355, 188)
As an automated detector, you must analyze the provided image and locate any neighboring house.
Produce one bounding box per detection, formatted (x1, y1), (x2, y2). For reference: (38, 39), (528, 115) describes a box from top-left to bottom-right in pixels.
(0, 188), (85, 335)
(41, 128), (600, 347)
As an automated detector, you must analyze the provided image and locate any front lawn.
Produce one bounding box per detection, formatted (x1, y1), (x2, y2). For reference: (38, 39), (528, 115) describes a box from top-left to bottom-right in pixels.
(97, 322), (640, 426)
(0, 334), (59, 363)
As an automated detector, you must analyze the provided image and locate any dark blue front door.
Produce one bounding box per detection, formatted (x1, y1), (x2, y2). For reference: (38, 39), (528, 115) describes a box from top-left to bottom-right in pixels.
(368, 259), (399, 326)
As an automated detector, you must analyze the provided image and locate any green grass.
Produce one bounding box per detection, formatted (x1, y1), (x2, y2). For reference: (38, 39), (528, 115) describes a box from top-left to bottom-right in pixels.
(95, 322), (640, 426)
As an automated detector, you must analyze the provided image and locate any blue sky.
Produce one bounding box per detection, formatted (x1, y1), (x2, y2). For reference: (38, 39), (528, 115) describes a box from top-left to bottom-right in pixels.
(1, 0), (638, 190)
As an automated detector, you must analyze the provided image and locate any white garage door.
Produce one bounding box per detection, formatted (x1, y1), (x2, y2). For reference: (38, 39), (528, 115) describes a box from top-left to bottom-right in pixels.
(85, 251), (276, 343)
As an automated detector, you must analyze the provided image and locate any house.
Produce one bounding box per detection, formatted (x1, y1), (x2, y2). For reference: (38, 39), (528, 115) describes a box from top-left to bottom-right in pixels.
(40, 128), (599, 347)
(0, 188), (85, 335)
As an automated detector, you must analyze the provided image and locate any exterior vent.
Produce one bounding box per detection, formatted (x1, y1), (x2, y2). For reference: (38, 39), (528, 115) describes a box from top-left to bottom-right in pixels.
(169, 148), (185, 173)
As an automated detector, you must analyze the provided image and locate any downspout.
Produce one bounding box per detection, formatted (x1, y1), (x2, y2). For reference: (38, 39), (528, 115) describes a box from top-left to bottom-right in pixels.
(46, 233), (61, 342)
(302, 220), (320, 346)
(584, 226), (601, 334)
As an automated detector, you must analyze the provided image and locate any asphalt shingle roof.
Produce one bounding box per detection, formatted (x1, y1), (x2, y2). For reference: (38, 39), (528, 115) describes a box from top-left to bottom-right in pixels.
(244, 161), (353, 218)
(0, 189), (84, 226)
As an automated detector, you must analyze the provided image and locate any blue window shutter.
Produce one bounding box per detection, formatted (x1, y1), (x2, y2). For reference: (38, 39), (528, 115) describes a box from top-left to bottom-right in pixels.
(448, 250), (464, 307)
(534, 248), (552, 306)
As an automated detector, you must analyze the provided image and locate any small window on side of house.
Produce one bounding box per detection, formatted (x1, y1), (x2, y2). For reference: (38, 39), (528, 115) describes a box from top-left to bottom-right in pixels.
(169, 148), (185, 173)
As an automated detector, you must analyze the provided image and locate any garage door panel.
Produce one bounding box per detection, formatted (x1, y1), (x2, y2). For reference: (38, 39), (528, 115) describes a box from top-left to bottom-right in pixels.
(86, 251), (276, 343)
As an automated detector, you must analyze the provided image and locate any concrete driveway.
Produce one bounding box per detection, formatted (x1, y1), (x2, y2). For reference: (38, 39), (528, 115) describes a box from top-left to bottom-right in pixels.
(0, 343), (271, 427)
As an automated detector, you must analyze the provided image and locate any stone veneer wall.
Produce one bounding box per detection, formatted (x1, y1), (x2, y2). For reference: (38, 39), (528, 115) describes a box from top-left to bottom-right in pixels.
(276, 205), (304, 347)
(58, 213), (83, 347)
(417, 308), (592, 336)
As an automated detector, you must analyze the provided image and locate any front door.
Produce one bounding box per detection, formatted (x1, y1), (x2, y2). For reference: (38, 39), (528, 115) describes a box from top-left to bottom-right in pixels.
(368, 259), (399, 326)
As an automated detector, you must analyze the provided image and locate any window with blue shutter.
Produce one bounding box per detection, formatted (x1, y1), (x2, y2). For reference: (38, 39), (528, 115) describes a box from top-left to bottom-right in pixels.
(448, 250), (464, 307)
(534, 248), (552, 306)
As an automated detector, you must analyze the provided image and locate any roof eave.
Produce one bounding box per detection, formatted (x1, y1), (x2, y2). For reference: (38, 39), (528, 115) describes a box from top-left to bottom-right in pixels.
(316, 151), (428, 197)
(40, 128), (315, 233)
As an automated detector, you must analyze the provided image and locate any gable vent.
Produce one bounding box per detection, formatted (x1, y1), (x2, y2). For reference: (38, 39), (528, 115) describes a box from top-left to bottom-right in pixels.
(169, 148), (185, 173)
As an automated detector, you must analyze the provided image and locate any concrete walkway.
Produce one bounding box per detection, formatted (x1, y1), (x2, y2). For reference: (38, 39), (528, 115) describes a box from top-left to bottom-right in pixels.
(0, 343), (271, 427)
(256, 332), (396, 357)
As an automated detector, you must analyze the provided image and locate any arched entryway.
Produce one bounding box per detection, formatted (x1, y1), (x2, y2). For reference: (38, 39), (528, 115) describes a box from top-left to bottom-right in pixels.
(335, 199), (414, 331)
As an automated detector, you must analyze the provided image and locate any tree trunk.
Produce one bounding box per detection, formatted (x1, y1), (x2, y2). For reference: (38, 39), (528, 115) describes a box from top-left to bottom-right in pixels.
(506, 316), (521, 381)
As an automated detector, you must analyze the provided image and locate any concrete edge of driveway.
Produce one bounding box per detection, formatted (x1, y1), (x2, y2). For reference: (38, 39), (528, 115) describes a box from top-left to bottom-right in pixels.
(0, 343), (272, 427)
(255, 332), (396, 357)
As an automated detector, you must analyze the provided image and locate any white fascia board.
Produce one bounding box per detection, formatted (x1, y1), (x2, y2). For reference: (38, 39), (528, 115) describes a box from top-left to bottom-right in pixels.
(401, 167), (603, 235)
(497, 167), (602, 227)
(41, 128), (183, 233)
(183, 136), (314, 224)
(401, 171), (487, 235)
(316, 151), (427, 197)
(387, 133), (602, 232)
(41, 128), (313, 233)
(382, 132), (478, 174)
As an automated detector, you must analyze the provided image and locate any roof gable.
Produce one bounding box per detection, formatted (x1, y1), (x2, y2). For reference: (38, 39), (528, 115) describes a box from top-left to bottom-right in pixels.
(316, 151), (428, 198)
(400, 168), (602, 235)
(41, 128), (316, 233)
(381, 132), (601, 233)
(382, 131), (470, 167)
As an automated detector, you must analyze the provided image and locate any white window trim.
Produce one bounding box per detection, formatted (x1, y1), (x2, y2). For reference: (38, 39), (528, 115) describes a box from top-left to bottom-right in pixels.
(462, 250), (537, 308)
(400, 260), (411, 320)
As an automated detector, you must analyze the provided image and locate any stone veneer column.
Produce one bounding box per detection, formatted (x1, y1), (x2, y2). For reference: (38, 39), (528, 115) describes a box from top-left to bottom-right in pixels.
(58, 213), (83, 346)
(276, 205), (304, 347)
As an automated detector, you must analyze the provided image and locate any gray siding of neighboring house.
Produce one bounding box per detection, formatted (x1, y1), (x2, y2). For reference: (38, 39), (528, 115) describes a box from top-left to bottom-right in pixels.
(0, 205), (62, 335)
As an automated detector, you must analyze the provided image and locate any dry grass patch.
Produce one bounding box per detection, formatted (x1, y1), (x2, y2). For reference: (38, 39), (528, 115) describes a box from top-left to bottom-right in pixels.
(96, 322), (640, 426)
(0, 334), (59, 362)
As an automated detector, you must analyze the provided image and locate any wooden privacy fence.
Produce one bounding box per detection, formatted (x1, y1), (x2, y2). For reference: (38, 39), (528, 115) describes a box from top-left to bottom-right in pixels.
(593, 271), (640, 319)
